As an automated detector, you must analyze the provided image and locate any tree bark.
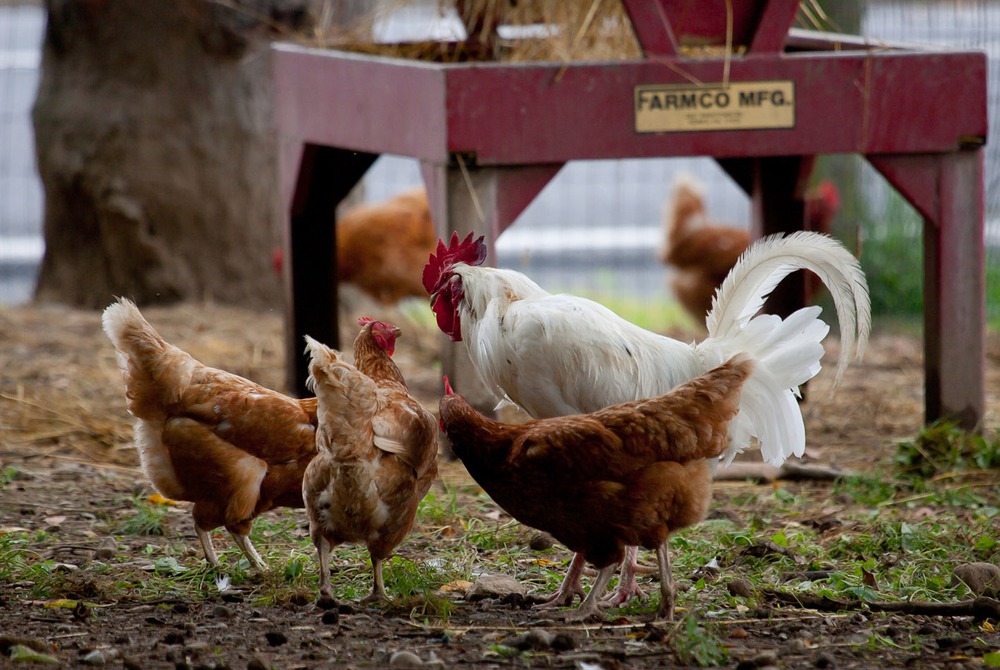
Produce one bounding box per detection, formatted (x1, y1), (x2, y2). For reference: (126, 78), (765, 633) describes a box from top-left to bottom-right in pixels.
(31, 0), (317, 308)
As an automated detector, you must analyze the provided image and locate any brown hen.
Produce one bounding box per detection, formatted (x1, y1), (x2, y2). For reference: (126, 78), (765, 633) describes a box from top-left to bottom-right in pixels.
(439, 354), (754, 620)
(659, 175), (841, 324)
(102, 298), (319, 571)
(303, 321), (438, 606)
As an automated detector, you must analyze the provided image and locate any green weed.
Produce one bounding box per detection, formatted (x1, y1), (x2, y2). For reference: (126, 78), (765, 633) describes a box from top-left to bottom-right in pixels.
(117, 496), (170, 536)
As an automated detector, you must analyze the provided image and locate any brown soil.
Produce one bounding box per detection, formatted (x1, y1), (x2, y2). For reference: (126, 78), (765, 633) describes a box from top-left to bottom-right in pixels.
(1, 299), (997, 669)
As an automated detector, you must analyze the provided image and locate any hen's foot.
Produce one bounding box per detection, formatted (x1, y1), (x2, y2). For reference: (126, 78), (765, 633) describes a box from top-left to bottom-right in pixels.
(600, 579), (647, 608)
(533, 584), (586, 609)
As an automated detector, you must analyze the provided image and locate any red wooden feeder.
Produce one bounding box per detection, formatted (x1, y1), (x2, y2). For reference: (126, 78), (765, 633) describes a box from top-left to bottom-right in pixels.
(272, 0), (988, 429)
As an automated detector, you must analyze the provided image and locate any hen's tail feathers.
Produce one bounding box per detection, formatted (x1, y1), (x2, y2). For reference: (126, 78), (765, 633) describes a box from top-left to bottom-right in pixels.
(102, 298), (187, 419)
(304, 336), (377, 429)
(706, 231), (871, 387)
(655, 353), (755, 462)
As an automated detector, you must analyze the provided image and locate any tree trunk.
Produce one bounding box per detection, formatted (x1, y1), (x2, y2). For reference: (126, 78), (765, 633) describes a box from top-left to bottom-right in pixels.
(31, 0), (317, 308)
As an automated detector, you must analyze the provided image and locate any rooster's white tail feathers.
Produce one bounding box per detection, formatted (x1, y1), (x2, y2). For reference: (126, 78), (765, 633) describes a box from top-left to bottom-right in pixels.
(703, 232), (871, 466)
(706, 231), (870, 387)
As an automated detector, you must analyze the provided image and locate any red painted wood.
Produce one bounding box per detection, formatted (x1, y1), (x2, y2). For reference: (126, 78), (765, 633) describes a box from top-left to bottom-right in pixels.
(273, 48), (448, 161)
(619, 0), (677, 56)
(748, 0), (801, 53)
(272, 45), (987, 164)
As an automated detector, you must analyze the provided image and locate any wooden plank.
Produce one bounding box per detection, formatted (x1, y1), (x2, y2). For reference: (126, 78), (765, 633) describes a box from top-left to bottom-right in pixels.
(284, 145), (377, 396)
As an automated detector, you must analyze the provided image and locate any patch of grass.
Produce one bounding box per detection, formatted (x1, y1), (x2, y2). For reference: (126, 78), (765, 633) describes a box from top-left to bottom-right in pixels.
(117, 496), (170, 536)
(0, 466), (17, 490)
(671, 615), (730, 667)
(895, 420), (1000, 478)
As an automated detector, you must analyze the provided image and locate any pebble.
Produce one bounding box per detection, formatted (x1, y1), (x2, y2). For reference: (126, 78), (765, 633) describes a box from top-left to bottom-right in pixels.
(81, 649), (106, 666)
(264, 631), (288, 647)
(321, 610), (340, 626)
(95, 537), (117, 560)
(528, 533), (555, 551)
(952, 562), (1000, 595)
(210, 605), (233, 619)
(814, 652), (834, 668)
(247, 656), (270, 670)
(728, 579), (754, 598)
(505, 629), (554, 651)
(465, 574), (528, 601)
(389, 650), (424, 667)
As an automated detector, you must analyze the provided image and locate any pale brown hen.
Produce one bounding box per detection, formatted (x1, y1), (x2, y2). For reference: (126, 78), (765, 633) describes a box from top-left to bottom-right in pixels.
(303, 321), (438, 606)
(102, 298), (319, 571)
(659, 175), (841, 323)
(439, 354), (754, 620)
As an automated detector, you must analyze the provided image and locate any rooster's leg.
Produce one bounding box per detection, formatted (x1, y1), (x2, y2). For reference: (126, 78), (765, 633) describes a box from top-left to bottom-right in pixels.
(230, 531), (268, 572)
(535, 553), (588, 608)
(195, 527), (221, 568)
(655, 540), (677, 621)
(315, 536), (339, 609)
(601, 546), (648, 607)
(565, 564), (617, 621)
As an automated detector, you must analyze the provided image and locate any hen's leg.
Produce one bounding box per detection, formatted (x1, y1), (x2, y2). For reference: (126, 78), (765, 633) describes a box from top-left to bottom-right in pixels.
(315, 536), (339, 609)
(565, 564), (617, 621)
(655, 540), (677, 621)
(360, 555), (389, 604)
(195, 526), (221, 568)
(601, 546), (650, 607)
(535, 553), (588, 608)
(229, 530), (268, 572)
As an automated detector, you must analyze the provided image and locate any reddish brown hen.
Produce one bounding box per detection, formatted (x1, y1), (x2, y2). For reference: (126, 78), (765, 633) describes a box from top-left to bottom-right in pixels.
(659, 175), (841, 323)
(438, 354), (754, 620)
(303, 320), (438, 606)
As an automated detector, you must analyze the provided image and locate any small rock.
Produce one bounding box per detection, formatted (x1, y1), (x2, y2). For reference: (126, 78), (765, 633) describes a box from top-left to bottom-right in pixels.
(814, 652), (834, 668)
(321, 610), (340, 626)
(529, 533), (555, 551)
(551, 632), (576, 651)
(728, 579), (754, 598)
(210, 605), (233, 619)
(247, 656), (270, 670)
(264, 631), (288, 647)
(81, 649), (105, 666)
(505, 629), (554, 651)
(952, 562), (1000, 595)
(316, 594), (339, 611)
(465, 574), (527, 602)
(95, 537), (117, 560)
(389, 650), (424, 667)
(162, 631), (185, 645)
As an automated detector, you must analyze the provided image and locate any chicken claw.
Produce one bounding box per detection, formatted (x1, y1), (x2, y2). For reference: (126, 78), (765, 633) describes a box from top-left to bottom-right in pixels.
(562, 565), (617, 622)
(601, 547), (652, 607)
(534, 554), (587, 609)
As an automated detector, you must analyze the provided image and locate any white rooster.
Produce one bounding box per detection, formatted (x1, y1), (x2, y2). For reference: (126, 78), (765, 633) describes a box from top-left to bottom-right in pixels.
(423, 230), (871, 607)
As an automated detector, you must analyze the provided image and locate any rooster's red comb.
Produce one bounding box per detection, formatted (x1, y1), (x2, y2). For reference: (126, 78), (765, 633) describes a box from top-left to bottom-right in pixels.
(422, 231), (487, 294)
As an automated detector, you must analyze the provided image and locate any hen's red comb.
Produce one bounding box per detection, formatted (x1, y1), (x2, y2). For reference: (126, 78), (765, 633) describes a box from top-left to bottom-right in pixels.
(422, 231), (487, 294)
(442, 375), (454, 395)
(358, 316), (375, 326)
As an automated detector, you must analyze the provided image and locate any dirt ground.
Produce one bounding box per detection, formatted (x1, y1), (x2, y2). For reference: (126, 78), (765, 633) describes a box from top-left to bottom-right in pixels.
(0, 298), (998, 669)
